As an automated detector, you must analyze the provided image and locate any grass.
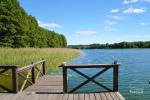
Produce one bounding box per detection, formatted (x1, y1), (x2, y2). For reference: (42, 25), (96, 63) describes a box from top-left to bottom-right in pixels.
(0, 48), (80, 91)
(0, 48), (80, 68)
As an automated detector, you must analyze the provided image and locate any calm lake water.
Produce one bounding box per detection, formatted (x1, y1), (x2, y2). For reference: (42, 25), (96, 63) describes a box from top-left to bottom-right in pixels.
(50, 49), (150, 100)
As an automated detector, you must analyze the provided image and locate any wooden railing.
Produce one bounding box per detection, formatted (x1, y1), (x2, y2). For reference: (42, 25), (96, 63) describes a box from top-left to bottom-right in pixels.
(0, 65), (18, 93)
(59, 61), (119, 93)
(0, 59), (45, 93)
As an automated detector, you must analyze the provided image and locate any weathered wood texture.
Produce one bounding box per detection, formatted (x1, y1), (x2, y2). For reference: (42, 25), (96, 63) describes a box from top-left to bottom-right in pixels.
(25, 75), (63, 93)
(0, 75), (125, 100)
(0, 92), (125, 100)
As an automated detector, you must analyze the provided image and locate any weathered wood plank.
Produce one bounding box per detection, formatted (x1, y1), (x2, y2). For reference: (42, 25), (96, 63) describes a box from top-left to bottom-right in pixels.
(84, 94), (90, 100)
(62, 94), (68, 100)
(109, 92), (119, 100)
(1, 94), (16, 100)
(79, 94), (84, 100)
(68, 94), (73, 100)
(57, 94), (63, 100)
(99, 93), (107, 100)
(74, 94), (79, 100)
(105, 92), (113, 100)
(50, 94), (58, 100)
(95, 93), (101, 100)
(90, 93), (96, 100)
(59, 64), (120, 68)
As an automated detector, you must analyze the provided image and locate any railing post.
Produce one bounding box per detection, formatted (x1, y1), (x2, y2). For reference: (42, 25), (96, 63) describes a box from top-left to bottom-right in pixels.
(31, 62), (35, 83)
(113, 61), (119, 91)
(42, 58), (46, 75)
(12, 66), (18, 93)
(62, 62), (67, 93)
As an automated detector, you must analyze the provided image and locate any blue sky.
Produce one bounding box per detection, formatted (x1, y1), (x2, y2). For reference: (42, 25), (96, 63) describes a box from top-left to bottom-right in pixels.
(20, 0), (150, 45)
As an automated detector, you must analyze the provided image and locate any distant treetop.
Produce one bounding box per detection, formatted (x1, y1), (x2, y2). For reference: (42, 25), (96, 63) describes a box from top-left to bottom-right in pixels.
(68, 41), (150, 49)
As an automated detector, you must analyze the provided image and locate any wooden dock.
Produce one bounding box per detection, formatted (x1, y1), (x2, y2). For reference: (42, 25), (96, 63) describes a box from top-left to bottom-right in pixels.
(0, 60), (125, 100)
(0, 75), (125, 100)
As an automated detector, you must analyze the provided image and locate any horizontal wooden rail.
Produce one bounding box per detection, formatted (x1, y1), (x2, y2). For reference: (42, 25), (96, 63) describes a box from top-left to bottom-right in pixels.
(18, 60), (45, 72)
(60, 61), (119, 93)
(59, 64), (120, 68)
(0, 59), (46, 93)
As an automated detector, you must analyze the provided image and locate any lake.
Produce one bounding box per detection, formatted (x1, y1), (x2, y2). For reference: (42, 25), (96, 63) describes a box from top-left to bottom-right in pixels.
(55, 49), (150, 100)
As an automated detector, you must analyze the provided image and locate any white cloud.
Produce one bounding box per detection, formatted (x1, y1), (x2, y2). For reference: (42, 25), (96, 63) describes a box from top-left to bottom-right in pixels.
(123, 7), (145, 13)
(75, 30), (97, 35)
(140, 22), (147, 26)
(38, 20), (62, 30)
(123, 0), (150, 4)
(104, 20), (117, 30)
(106, 15), (121, 20)
(110, 9), (119, 13)
(123, 0), (139, 4)
(111, 16), (121, 20)
(105, 20), (117, 26)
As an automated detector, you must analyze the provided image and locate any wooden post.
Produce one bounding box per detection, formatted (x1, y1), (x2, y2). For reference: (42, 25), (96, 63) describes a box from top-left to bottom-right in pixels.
(12, 66), (18, 93)
(62, 62), (67, 93)
(42, 58), (46, 75)
(31, 62), (35, 83)
(113, 61), (119, 91)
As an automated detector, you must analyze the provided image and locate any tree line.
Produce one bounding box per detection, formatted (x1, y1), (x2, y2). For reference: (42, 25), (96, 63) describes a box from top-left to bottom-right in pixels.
(68, 41), (150, 49)
(0, 0), (67, 48)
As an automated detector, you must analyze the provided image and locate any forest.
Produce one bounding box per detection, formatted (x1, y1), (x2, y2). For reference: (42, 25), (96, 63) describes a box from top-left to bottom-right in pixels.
(0, 0), (67, 48)
(69, 41), (150, 49)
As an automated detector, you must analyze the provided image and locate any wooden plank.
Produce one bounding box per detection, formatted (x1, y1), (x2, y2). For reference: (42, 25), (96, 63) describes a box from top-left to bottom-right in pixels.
(99, 93), (107, 100)
(0, 94), (9, 100)
(25, 75), (63, 93)
(84, 94), (90, 100)
(79, 94), (84, 100)
(35, 82), (63, 86)
(109, 92), (119, 100)
(89, 93), (96, 100)
(27, 85), (63, 89)
(74, 94), (79, 100)
(105, 93), (113, 100)
(50, 94), (58, 100)
(57, 94), (64, 100)
(1, 94), (16, 100)
(62, 94), (68, 100)
(14, 92), (30, 100)
(0, 92), (125, 100)
(59, 64), (120, 68)
(68, 94), (73, 100)
(95, 93), (101, 100)
(17, 60), (45, 72)
(33, 94), (45, 100)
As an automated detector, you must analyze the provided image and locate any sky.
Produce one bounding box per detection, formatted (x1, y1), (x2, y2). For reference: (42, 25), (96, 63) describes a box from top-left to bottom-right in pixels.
(19, 0), (150, 45)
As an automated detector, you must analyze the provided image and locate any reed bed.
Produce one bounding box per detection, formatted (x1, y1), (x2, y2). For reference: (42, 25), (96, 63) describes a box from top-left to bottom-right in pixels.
(0, 48), (80, 69)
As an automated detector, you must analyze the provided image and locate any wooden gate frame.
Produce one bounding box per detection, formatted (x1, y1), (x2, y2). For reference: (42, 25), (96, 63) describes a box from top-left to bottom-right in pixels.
(59, 61), (119, 93)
